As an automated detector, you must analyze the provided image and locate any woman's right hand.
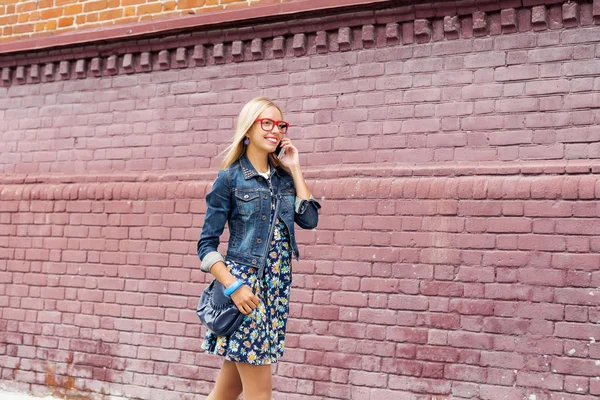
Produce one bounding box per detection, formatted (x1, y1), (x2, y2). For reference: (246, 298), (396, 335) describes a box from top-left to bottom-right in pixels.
(230, 285), (260, 315)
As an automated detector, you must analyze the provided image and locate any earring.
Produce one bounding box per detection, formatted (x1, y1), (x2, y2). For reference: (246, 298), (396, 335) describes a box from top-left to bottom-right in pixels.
(244, 137), (250, 145)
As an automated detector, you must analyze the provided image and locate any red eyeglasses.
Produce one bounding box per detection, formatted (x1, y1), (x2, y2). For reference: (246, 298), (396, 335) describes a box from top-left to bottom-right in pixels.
(255, 118), (290, 134)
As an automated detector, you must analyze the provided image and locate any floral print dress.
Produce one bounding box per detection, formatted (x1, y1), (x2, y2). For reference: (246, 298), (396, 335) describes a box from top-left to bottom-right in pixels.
(201, 167), (292, 365)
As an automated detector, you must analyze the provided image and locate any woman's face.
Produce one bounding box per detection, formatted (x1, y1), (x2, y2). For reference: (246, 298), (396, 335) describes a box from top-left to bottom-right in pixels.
(246, 106), (285, 154)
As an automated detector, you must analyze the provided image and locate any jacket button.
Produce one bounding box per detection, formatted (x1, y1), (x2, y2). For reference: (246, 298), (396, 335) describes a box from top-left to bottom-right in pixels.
(257, 239), (262, 243)
(261, 215), (266, 220)
(263, 194), (267, 199)
(252, 259), (257, 264)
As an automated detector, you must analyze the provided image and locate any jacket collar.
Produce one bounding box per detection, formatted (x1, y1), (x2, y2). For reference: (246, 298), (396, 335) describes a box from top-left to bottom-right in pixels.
(239, 151), (279, 180)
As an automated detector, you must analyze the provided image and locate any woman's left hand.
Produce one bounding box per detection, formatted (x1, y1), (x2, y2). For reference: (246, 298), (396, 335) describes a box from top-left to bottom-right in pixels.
(277, 137), (300, 169)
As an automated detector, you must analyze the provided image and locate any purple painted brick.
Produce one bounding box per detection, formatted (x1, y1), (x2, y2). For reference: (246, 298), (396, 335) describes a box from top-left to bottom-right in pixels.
(548, 4), (563, 30)
(59, 61), (70, 78)
(456, 0), (478, 15)
(595, 0), (600, 23)
(435, 2), (457, 17)
(251, 38), (263, 58)
(44, 63), (54, 78)
(192, 45), (205, 65)
(338, 27), (352, 51)
(501, 8), (517, 32)
(106, 55), (118, 74)
(362, 24), (375, 46)
(315, 31), (328, 53)
(122, 54), (134, 72)
(75, 59), (86, 78)
(231, 41), (243, 62)
(444, 15), (460, 34)
(518, 8), (532, 32)
(176, 47), (187, 67)
(30, 64), (39, 81)
(402, 22), (414, 44)
(213, 43), (225, 62)
(385, 23), (400, 42)
(139, 52), (151, 70)
(414, 19), (431, 43)
(432, 18), (444, 41)
(15, 66), (25, 83)
(473, 11), (488, 36)
(499, 0), (522, 8)
(579, 2), (593, 26)
(562, 2), (578, 25)
(415, 2), (434, 18)
(293, 33), (307, 55)
(90, 57), (101, 75)
(158, 50), (170, 69)
(273, 36), (285, 58)
(532, 5), (548, 30)
(1, 67), (10, 84)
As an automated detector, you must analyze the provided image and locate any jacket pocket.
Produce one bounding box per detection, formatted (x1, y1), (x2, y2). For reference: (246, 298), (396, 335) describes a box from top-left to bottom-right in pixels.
(234, 190), (260, 216)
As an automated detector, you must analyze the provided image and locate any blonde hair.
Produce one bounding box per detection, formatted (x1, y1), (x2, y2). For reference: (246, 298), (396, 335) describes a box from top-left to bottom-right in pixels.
(218, 96), (290, 174)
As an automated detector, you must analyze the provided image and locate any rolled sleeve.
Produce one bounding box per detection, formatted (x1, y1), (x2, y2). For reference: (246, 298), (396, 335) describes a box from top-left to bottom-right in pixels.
(294, 194), (321, 229)
(197, 169), (232, 273)
(200, 251), (225, 273)
(295, 194), (321, 214)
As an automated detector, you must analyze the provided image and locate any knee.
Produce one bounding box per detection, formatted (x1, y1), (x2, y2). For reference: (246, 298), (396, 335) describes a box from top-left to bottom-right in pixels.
(244, 386), (271, 400)
(227, 384), (244, 397)
(209, 385), (243, 400)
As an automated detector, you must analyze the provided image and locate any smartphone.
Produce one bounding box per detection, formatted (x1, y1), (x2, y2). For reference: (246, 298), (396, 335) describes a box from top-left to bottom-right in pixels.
(275, 143), (286, 160)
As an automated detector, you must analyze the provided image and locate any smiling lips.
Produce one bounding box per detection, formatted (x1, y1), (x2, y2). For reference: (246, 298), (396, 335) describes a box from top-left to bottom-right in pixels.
(265, 136), (278, 145)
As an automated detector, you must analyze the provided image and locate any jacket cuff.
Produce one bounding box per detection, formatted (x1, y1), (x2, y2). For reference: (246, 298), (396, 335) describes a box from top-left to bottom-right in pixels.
(295, 194), (321, 214)
(200, 251), (225, 272)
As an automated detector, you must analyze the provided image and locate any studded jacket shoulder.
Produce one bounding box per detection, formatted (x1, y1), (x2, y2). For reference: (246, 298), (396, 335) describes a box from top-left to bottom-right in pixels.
(197, 152), (321, 273)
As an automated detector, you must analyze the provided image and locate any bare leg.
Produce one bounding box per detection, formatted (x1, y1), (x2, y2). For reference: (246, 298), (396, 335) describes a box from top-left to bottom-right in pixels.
(235, 362), (272, 400)
(206, 359), (243, 400)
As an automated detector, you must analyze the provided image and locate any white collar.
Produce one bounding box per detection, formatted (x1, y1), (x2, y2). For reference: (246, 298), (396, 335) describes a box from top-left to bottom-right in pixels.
(257, 165), (270, 178)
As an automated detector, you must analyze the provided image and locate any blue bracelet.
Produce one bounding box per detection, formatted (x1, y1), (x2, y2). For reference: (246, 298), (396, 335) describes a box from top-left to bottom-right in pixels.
(224, 279), (244, 297)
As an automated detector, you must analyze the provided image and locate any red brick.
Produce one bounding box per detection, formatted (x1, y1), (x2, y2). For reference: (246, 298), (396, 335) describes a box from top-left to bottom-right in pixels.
(301, 304), (339, 321)
(529, 47), (573, 63)
(552, 253), (600, 271)
(526, 79), (570, 95)
(556, 219), (600, 236)
(445, 364), (487, 383)
(515, 302), (564, 320)
(485, 283), (549, 301)
(416, 346), (459, 362)
(418, 313), (459, 330)
(449, 299), (494, 315)
(518, 235), (566, 251)
(518, 268), (565, 286)
(448, 331), (493, 350)
(462, 84), (503, 100)
(464, 52), (506, 68)
(517, 371), (563, 390)
(330, 292), (368, 308)
(555, 287), (600, 306)
(401, 118), (440, 133)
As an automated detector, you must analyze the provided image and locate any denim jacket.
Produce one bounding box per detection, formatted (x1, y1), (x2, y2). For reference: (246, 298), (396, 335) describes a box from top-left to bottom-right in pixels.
(197, 152), (322, 273)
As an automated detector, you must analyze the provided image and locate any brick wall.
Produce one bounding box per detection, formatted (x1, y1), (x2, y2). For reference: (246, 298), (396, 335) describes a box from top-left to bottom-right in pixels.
(2, 0), (600, 399)
(0, 0), (293, 42)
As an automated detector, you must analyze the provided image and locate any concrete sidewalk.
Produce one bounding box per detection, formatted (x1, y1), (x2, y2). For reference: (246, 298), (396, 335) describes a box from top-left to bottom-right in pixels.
(0, 390), (61, 400)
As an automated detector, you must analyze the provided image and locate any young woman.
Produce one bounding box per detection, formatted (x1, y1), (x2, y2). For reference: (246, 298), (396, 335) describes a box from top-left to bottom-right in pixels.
(197, 96), (321, 400)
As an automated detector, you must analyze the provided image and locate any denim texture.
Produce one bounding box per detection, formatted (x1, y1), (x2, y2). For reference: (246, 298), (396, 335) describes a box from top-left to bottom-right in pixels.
(197, 152), (321, 272)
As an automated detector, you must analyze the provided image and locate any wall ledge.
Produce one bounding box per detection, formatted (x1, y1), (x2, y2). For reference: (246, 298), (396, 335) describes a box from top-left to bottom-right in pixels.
(1, 0), (598, 87)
